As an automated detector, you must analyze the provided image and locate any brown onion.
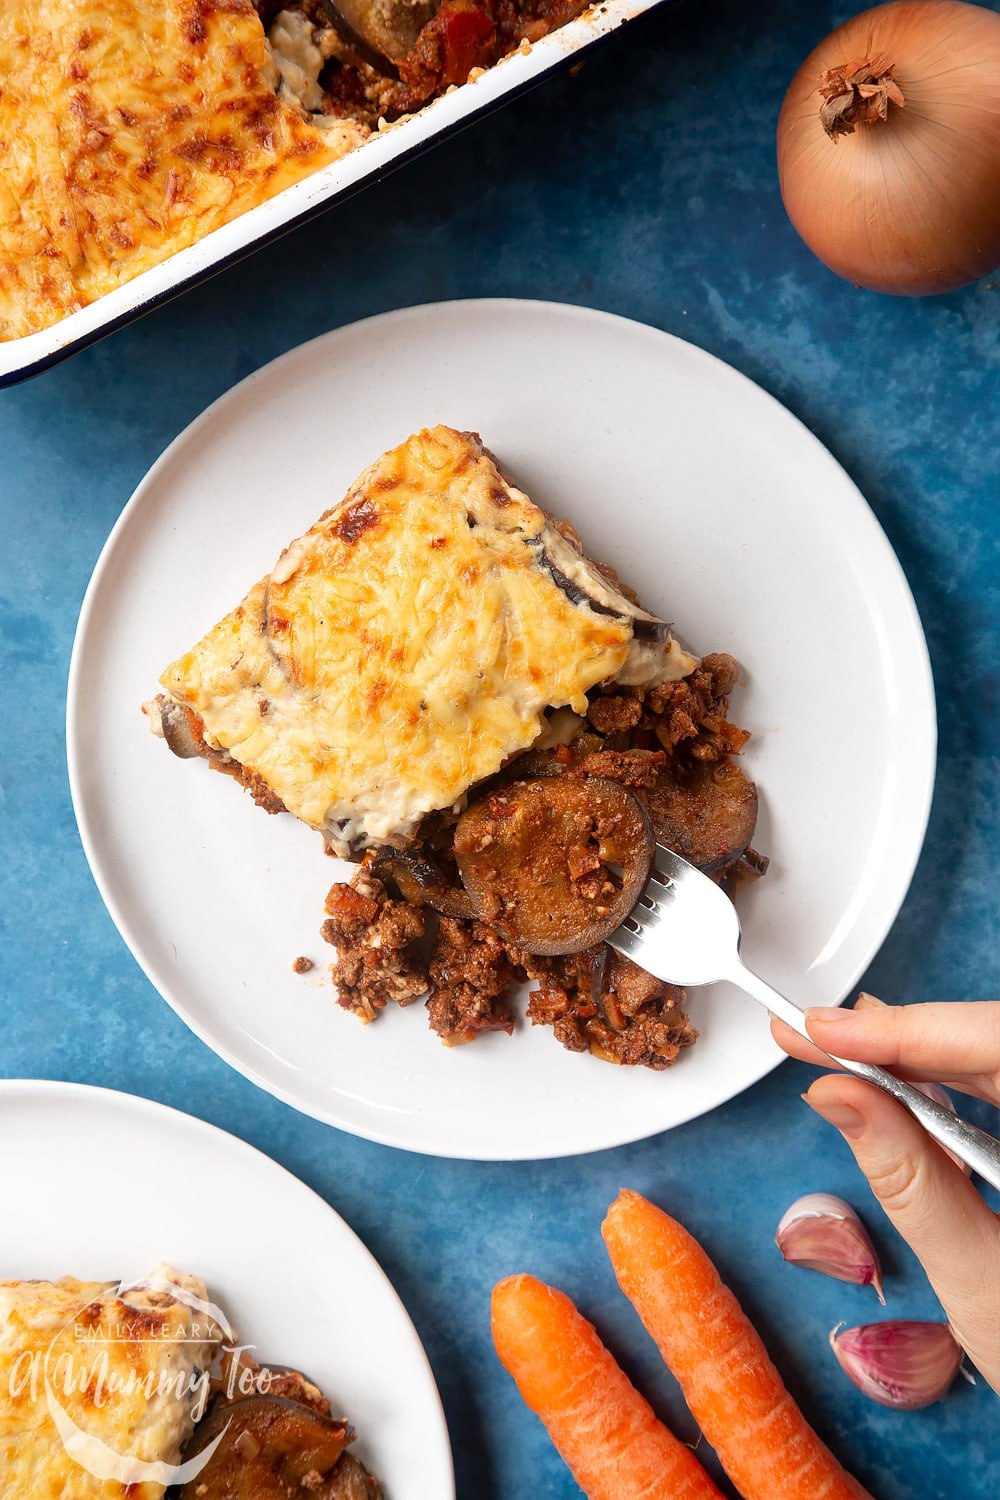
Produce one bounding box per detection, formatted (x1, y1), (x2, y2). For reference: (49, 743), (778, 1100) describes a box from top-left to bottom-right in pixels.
(777, 1), (1000, 294)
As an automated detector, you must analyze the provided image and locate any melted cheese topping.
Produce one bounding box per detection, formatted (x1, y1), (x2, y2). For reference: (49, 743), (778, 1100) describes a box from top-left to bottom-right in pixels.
(0, 1266), (222, 1498)
(268, 9), (343, 113)
(0, 0), (368, 341)
(161, 426), (692, 850)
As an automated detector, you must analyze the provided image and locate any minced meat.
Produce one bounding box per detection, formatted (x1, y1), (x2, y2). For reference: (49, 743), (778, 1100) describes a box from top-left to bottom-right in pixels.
(318, 643), (761, 1069)
(524, 947), (698, 1068)
(426, 918), (516, 1045)
(259, 0), (596, 129)
(322, 872), (427, 1021)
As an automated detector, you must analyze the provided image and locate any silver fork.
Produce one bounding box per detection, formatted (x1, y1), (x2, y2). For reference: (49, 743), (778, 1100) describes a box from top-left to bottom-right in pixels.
(609, 844), (1000, 1190)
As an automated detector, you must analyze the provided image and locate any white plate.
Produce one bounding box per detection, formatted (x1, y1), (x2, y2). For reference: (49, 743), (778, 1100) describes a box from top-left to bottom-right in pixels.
(67, 300), (936, 1160)
(0, 1080), (454, 1496)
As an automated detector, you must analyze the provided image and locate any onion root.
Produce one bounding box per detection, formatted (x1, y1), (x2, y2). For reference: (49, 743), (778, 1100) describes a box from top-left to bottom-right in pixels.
(818, 56), (905, 139)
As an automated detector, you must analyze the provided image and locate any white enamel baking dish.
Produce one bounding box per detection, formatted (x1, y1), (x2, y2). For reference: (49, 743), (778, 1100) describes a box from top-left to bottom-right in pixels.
(0, 0), (670, 386)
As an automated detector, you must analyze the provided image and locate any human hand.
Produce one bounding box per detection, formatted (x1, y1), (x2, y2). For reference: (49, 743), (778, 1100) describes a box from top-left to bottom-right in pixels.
(770, 994), (1000, 1391)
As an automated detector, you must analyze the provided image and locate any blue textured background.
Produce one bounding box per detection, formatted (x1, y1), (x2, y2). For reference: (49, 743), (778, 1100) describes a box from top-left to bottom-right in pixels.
(1, 0), (998, 1494)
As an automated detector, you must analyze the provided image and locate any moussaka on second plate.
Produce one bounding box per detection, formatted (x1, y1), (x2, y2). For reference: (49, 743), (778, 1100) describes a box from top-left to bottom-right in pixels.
(0, 1263), (381, 1497)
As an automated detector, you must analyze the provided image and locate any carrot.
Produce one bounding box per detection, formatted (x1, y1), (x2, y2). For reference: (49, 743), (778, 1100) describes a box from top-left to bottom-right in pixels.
(602, 1190), (872, 1500)
(491, 1273), (722, 1500)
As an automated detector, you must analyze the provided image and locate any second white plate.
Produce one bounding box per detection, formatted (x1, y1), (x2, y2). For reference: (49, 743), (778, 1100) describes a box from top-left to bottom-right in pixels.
(67, 300), (935, 1159)
(0, 1080), (454, 1495)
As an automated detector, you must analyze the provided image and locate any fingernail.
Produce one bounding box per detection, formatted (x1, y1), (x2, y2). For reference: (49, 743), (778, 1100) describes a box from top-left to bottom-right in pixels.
(804, 1092), (866, 1139)
(856, 992), (886, 1010)
(806, 1006), (854, 1027)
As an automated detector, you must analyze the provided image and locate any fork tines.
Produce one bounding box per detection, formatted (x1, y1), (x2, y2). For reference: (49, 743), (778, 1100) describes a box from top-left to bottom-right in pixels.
(620, 873), (667, 930)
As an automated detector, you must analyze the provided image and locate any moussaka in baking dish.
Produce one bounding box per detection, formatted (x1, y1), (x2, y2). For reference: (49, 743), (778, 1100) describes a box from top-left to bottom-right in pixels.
(0, 0), (363, 342)
(148, 425), (766, 1069)
(0, 0), (595, 341)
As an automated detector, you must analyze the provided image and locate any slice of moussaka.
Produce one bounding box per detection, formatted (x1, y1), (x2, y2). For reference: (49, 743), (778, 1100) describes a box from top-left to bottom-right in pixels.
(149, 425), (698, 857)
(0, 1265), (223, 1498)
(149, 424), (766, 1065)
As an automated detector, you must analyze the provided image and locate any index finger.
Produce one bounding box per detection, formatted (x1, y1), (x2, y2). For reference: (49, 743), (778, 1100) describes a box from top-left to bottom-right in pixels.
(771, 998), (896, 1075)
(804, 999), (1000, 1094)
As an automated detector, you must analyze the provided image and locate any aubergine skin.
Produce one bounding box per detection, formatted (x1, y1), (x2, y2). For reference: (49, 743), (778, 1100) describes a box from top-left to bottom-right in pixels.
(158, 698), (204, 759)
(539, 550), (669, 642)
(323, 1451), (384, 1499)
(454, 776), (653, 955)
(642, 759), (758, 874)
(318, 0), (422, 72)
(174, 1395), (355, 1498)
(370, 846), (476, 920)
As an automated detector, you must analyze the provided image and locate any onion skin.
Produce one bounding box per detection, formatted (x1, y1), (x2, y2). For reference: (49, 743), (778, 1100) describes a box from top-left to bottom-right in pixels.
(777, 1), (1000, 295)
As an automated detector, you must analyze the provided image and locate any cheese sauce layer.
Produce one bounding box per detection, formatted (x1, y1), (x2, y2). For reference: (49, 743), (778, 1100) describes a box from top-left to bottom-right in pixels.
(161, 427), (694, 850)
(0, 0), (367, 340)
(0, 1267), (222, 1498)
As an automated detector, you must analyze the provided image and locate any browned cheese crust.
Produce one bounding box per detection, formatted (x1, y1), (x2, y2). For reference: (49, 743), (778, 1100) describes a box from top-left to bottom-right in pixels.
(0, 0), (366, 339)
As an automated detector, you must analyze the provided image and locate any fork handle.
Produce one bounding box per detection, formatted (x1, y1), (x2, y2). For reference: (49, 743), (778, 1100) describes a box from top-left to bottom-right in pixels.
(735, 962), (1000, 1192)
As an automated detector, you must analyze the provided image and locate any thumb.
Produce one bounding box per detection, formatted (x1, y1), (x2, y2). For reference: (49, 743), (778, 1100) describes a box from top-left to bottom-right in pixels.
(805, 1073), (1000, 1388)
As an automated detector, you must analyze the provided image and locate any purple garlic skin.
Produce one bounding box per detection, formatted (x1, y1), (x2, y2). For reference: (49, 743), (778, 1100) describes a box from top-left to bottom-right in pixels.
(830, 1321), (965, 1409)
(776, 1193), (885, 1303)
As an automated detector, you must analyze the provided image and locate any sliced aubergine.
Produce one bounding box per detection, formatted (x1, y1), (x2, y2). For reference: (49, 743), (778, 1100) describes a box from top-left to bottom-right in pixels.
(175, 1394), (358, 1498)
(319, 0), (436, 71)
(533, 520), (697, 684)
(370, 846), (475, 920)
(217, 1352), (330, 1414)
(535, 523), (666, 641)
(157, 697), (205, 759)
(642, 759), (758, 874)
(323, 1451), (384, 1498)
(721, 844), (770, 897)
(453, 777), (653, 955)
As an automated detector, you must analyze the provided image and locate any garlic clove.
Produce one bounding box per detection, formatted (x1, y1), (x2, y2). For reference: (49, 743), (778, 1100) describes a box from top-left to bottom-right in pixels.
(912, 1082), (972, 1175)
(776, 1193), (884, 1303)
(830, 1321), (964, 1409)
